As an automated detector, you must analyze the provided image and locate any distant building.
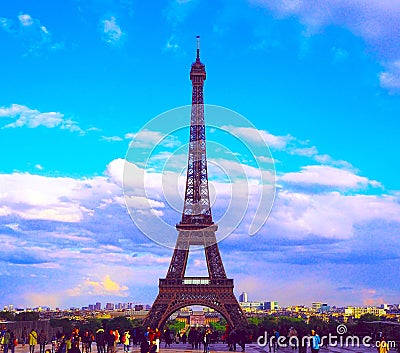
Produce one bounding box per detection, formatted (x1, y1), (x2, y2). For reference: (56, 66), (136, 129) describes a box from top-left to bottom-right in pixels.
(190, 311), (205, 326)
(264, 301), (279, 310)
(105, 303), (114, 310)
(319, 303), (330, 313)
(344, 306), (386, 318)
(312, 302), (322, 311)
(205, 312), (221, 325)
(95, 302), (101, 311)
(240, 301), (263, 311)
(239, 292), (248, 303)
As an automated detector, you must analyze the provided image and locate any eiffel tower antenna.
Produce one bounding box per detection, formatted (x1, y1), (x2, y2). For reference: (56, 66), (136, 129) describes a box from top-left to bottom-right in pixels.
(196, 35), (200, 59)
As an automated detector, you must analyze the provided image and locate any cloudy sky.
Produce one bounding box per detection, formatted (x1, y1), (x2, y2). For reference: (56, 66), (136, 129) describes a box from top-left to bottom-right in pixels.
(1, 0), (400, 310)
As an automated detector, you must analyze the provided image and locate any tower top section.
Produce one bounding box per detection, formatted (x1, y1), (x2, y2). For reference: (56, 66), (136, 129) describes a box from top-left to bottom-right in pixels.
(196, 35), (200, 59)
(177, 36), (212, 229)
(190, 36), (206, 83)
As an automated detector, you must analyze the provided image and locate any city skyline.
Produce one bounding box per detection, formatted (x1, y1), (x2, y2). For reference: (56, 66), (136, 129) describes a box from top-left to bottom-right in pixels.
(0, 0), (400, 309)
(2, 298), (397, 312)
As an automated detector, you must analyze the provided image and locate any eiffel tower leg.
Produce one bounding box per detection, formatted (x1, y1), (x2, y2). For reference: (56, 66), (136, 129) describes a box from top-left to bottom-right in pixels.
(166, 248), (188, 278)
(205, 243), (226, 279)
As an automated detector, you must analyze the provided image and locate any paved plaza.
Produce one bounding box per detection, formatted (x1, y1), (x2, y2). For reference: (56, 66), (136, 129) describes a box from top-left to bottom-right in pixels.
(12, 342), (380, 353)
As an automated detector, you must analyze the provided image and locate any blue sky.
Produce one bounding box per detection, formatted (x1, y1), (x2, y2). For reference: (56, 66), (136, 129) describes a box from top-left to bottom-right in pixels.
(0, 0), (400, 309)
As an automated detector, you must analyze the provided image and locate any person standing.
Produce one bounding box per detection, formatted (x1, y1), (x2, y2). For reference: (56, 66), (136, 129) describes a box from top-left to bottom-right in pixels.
(22, 328), (28, 347)
(3, 329), (11, 353)
(188, 328), (196, 349)
(181, 331), (187, 345)
(163, 328), (172, 348)
(113, 330), (120, 347)
(154, 329), (160, 353)
(122, 331), (130, 353)
(65, 335), (72, 353)
(81, 331), (90, 353)
(9, 331), (16, 353)
(95, 328), (105, 353)
(203, 329), (212, 353)
(379, 336), (390, 353)
(310, 330), (320, 353)
(106, 330), (115, 353)
(140, 338), (149, 353)
(29, 329), (38, 353)
(38, 330), (47, 353)
(89, 331), (94, 353)
(288, 327), (298, 350)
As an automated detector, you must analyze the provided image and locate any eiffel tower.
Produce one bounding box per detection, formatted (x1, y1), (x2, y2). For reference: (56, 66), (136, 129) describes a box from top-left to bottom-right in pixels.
(143, 37), (247, 330)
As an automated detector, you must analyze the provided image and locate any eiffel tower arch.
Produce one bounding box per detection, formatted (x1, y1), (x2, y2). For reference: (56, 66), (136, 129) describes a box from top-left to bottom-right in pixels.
(143, 37), (247, 330)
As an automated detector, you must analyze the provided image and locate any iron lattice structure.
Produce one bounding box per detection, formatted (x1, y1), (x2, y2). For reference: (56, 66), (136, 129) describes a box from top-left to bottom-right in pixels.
(143, 38), (247, 330)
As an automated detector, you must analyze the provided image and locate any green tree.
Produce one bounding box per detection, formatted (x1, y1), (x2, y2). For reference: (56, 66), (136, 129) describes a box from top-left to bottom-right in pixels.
(0, 311), (15, 321)
(15, 312), (39, 321)
(209, 320), (227, 333)
(50, 318), (74, 333)
(166, 320), (185, 334)
(359, 314), (380, 322)
(78, 318), (103, 333)
(107, 316), (133, 331)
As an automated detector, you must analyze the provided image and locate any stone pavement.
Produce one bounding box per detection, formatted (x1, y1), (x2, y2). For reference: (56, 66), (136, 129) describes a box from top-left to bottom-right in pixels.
(124, 342), (378, 353)
(12, 342), (380, 353)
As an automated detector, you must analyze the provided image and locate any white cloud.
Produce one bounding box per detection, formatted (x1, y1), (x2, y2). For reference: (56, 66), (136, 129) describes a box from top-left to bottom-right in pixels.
(105, 158), (126, 186)
(125, 195), (165, 209)
(18, 14), (33, 27)
(0, 169), (120, 223)
(0, 104), (84, 133)
(0, 13), (61, 55)
(313, 153), (354, 170)
(222, 125), (292, 150)
(165, 0), (195, 27)
(280, 165), (381, 189)
(379, 61), (400, 92)
(126, 129), (181, 148)
(0, 18), (13, 32)
(258, 155), (276, 164)
(289, 145), (318, 157)
(100, 135), (123, 142)
(1, 151), (400, 307)
(252, 0), (400, 41)
(66, 275), (129, 297)
(102, 16), (124, 45)
(165, 35), (180, 53)
(251, 0), (400, 92)
(268, 190), (400, 239)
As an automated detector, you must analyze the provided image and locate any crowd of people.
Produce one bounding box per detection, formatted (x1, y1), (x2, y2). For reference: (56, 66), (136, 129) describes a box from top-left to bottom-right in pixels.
(1, 324), (243, 353)
(0, 328), (50, 353)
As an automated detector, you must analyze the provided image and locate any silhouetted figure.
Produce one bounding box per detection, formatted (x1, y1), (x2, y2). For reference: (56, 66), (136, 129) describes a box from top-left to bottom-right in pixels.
(140, 339), (149, 353)
(95, 328), (105, 353)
